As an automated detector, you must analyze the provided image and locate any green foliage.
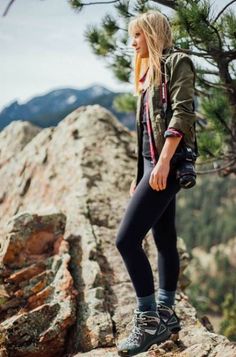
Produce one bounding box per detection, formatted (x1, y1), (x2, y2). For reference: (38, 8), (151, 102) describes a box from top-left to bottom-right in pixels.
(171, 16), (191, 49)
(176, 174), (236, 250)
(113, 93), (137, 113)
(102, 14), (119, 36)
(186, 250), (236, 322)
(68, 0), (83, 12)
(197, 129), (224, 158)
(114, 0), (132, 18)
(220, 293), (236, 341)
(201, 89), (232, 133)
(196, 87), (233, 157)
(84, 25), (116, 56)
(176, 0), (221, 51)
(132, 0), (153, 13)
(109, 55), (132, 82)
(222, 10), (236, 48)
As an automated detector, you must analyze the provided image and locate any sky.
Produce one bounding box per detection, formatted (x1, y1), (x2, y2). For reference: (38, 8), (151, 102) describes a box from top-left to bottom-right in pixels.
(0, 0), (234, 111)
(0, 0), (134, 110)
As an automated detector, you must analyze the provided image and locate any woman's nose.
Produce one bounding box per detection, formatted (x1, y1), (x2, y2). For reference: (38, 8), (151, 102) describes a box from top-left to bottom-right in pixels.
(131, 39), (137, 48)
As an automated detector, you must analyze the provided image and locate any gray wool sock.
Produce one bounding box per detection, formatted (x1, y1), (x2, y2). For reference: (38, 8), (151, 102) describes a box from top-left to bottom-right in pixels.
(157, 288), (176, 308)
(136, 292), (157, 312)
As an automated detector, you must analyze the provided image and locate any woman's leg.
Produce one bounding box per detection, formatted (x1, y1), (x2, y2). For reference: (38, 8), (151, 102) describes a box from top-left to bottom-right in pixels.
(115, 157), (181, 299)
(151, 196), (180, 306)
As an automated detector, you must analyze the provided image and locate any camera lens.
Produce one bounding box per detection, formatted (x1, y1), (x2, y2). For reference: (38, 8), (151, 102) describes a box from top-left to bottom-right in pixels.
(179, 174), (196, 189)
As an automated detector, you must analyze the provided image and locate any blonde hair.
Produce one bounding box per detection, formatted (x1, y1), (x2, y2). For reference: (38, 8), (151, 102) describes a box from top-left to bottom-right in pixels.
(128, 10), (173, 95)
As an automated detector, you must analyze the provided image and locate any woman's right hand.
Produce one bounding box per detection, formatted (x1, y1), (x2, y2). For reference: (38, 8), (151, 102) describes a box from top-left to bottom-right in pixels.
(129, 179), (136, 197)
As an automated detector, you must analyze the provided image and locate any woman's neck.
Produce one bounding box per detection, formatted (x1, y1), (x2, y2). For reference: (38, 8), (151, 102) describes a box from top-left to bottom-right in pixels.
(139, 67), (149, 91)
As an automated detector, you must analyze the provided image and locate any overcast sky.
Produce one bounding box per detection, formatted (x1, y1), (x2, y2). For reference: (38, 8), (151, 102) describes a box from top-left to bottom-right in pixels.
(0, 0), (234, 111)
(0, 0), (133, 110)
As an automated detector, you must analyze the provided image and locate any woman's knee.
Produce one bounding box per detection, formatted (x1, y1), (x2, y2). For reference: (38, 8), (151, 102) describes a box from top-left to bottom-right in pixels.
(115, 231), (140, 254)
(115, 235), (125, 252)
(115, 232), (131, 253)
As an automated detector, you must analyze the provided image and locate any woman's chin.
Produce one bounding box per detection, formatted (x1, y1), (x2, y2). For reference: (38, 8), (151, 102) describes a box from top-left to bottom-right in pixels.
(139, 53), (149, 59)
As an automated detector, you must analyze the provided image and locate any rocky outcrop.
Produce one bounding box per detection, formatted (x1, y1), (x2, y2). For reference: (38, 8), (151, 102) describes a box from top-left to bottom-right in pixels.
(0, 121), (41, 170)
(0, 107), (236, 356)
(0, 211), (76, 357)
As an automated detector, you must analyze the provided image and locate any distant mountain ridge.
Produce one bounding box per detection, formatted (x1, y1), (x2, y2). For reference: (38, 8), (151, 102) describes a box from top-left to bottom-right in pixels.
(0, 85), (135, 131)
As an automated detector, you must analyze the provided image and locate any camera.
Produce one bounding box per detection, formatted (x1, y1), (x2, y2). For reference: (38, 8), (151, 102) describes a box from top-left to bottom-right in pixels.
(171, 146), (197, 189)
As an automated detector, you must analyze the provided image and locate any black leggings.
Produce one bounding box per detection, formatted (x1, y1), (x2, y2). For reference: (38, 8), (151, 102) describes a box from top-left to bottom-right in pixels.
(115, 156), (181, 297)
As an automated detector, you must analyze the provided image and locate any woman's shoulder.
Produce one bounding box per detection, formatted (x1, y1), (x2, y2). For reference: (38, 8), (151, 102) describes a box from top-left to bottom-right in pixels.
(165, 50), (195, 72)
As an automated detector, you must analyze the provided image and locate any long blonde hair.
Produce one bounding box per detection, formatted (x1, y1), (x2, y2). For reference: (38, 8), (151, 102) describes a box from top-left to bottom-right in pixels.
(128, 10), (173, 95)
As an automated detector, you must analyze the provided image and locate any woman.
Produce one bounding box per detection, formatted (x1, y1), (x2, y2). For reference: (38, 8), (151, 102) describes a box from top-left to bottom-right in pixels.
(115, 9), (197, 357)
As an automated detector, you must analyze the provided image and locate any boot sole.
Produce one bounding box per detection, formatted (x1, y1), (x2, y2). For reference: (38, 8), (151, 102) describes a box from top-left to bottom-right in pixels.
(170, 331), (180, 342)
(117, 329), (171, 356)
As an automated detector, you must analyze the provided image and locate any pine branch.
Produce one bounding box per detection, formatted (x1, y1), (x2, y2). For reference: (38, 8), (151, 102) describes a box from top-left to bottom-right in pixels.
(80, 0), (119, 5)
(196, 159), (236, 175)
(213, 0), (236, 24)
(2, 0), (16, 16)
(173, 46), (210, 58)
(195, 88), (210, 97)
(215, 112), (234, 139)
(204, 17), (223, 50)
(197, 68), (219, 76)
(196, 155), (226, 165)
(204, 57), (218, 68)
(225, 50), (236, 61)
(196, 75), (233, 91)
(151, 0), (177, 9)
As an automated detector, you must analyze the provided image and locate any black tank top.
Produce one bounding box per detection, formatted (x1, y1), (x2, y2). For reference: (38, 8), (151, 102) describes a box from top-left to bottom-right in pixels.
(141, 89), (152, 159)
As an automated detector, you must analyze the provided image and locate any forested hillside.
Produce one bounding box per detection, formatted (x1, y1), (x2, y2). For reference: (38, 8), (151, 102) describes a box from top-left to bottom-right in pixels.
(176, 174), (236, 251)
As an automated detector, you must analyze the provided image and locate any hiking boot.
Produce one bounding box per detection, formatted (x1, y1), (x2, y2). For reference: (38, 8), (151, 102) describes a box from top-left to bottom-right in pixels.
(117, 308), (171, 356)
(156, 303), (181, 334)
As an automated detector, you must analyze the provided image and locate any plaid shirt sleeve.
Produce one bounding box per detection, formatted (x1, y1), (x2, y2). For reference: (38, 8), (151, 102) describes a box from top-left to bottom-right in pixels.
(164, 127), (184, 138)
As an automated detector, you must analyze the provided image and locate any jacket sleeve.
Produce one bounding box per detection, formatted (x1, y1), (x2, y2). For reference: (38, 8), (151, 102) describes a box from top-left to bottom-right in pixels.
(167, 54), (196, 136)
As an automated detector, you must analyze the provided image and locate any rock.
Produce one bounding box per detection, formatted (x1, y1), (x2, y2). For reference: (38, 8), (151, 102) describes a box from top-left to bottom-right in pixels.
(0, 211), (76, 357)
(0, 121), (41, 170)
(0, 106), (235, 356)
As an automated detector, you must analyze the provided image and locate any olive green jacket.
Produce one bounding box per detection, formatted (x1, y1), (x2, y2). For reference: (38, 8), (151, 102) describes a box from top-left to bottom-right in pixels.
(134, 48), (197, 186)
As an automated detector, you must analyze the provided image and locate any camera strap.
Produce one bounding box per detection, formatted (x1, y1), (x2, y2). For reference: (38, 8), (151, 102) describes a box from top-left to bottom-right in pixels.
(142, 61), (169, 166)
(160, 60), (168, 124)
(144, 89), (158, 165)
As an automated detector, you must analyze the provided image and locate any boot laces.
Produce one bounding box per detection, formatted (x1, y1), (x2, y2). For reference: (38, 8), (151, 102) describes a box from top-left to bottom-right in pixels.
(126, 315), (152, 344)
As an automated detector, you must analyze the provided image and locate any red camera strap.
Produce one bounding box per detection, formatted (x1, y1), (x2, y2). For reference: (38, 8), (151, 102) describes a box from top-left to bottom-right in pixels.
(144, 90), (157, 165)
(143, 62), (167, 166)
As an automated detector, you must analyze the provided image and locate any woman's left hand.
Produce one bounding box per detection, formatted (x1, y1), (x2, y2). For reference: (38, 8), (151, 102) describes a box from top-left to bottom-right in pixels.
(149, 159), (170, 191)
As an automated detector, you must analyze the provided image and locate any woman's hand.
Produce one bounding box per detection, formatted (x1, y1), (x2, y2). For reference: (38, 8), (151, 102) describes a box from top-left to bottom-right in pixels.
(149, 159), (170, 191)
(129, 179), (136, 197)
(149, 136), (182, 191)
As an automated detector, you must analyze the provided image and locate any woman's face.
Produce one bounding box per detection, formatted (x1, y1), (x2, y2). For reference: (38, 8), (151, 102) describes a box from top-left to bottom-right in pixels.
(131, 28), (149, 58)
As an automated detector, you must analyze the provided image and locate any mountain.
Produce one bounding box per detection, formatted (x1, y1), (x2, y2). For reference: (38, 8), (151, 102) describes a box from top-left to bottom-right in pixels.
(0, 106), (235, 356)
(0, 85), (135, 131)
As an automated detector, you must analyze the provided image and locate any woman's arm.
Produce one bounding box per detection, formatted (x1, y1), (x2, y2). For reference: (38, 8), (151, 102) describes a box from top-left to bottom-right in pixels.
(167, 54), (196, 134)
(149, 53), (196, 191)
(149, 136), (182, 191)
